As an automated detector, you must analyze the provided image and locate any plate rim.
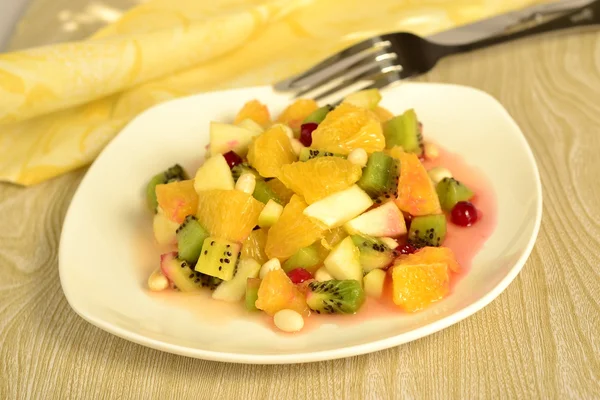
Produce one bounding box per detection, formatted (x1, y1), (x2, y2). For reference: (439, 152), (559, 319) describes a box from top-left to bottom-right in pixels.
(59, 82), (543, 364)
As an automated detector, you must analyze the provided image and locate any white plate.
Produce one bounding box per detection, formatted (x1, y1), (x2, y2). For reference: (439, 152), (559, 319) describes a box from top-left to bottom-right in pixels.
(59, 83), (542, 364)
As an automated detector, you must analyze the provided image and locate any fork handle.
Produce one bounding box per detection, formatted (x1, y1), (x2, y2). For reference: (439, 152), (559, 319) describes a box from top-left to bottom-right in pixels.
(450, 1), (600, 54)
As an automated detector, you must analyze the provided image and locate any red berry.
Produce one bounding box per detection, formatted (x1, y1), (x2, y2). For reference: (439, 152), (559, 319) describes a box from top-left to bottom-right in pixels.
(223, 151), (243, 169)
(299, 123), (318, 147)
(451, 201), (478, 227)
(404, 214), (413, 230)
(287, 268), (313, 284)
(399, 243), (417, 255)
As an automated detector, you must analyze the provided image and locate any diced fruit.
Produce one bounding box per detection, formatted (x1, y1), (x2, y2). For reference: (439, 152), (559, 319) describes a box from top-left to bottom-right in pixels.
(299, 123), (318, 146)
(437, 178), (474, 212)
(350, 235), (395, 273)
(209, 122), (260, 156)
(194, 237), (241, 281)
(383, 109), (423, 155)
(146, 164), (188, 213)
(245, 278), (261, 311)
(282, 244), (320, 273)
(196, 190), (264, 243)
(357, 151), (399, 202)
(247, 125), (297, 178)
(259, 258), (282, 279)
(311, 103), (385, 155)
(399, 243), (417, 255)
(344, 201), (406, 237)
(314, 267), (334, 282)
(320, 227), (347, 250)
(394, 152), (442, 216)
(212, 258), (261, 302)
(176, 215), (209, 263)
(323, 236), (363, 282)
(241, 228), (268, 264)
(235, 173), (256, 194)
(264, 178), (295, 205)
(253, 180), (282, 205)
(372, 106), (394, 122)
(304, 185), (373, 228)
(265, 195), (325, 259)
(391, 247), (460, 312)
(423, 142), (439, 160)
(306, 280), (365, 314)
(428, 166), (452, 185)
(160, 252), (222, 292)
(277, 99), (319, 130)
(298, 148), (340, 162)
(156, 180), (199, 224)
(194, 154), (235, 193)
(303, 104), (333, 124)
(258, 199), (284, 228)
(408, 214), (446, 248)
(342, 88), (382, 109)
(234, 99), (271, 127)
(231, 163), (260, 181)
(287, 268), (313, 284)
(278, 157), (362, 204)
(236, 118), (264, 134)
(363, 269), (386, 299)
(153, 207), (179, 245)
(223, 151), (244, 169)
(255, 269), (309, 316)
(451, 201), (478, 227)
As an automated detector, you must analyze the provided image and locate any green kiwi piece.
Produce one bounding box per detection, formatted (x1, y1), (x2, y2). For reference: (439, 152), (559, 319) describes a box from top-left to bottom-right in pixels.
(176, 216), (210, 263)
(383, 109), (423, 155)
(195, 237), (242, 281)
(231, 163), (260, 181)
(253, 180), (282, 205)
(160, 253), (222, 292)
(306, 280), (366, 314)
(146, 164), (188, 212)
(302, 104), (334, 124)
(436, 177), (474, 211)
(282, 244), (320, 273)
(245, 278), (261, 311)
(298, 148), (343, 162)
(350, 235), (396, 273)
(407, 214), (447, 248)
(357, 151), (399, 203)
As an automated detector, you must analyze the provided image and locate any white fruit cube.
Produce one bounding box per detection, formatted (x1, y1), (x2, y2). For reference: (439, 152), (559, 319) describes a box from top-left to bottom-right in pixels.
(324, 236), (363, 282)
(235, 118), (264, 134)
(212, 259), (261, 302)
(258, 199), (284, 228)
(210, 121), (260, 156)
(363, 269), (386, 299)
(344, 201), (406, 237)
(153, 208), (179, 245)
(194, 154), (235, 193)
(303, 185), (373, 228)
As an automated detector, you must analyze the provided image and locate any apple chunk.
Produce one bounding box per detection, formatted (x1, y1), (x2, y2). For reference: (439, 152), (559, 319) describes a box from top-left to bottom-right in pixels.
(344, 201), (406, 237)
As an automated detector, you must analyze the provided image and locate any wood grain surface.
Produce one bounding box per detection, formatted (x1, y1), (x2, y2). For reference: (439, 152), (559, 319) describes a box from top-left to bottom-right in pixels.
(2, 7), (600, 400)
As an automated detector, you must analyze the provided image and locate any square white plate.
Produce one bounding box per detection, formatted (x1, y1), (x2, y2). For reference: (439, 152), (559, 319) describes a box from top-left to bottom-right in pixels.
(59, 82), (542, 364)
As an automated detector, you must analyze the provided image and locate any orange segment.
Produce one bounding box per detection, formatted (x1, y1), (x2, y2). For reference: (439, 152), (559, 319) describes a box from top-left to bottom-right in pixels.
(265, 195), (325, 259)
(277, 99), (318, 130)
(234, 99), (271, 127)
(247, 125), (297, 178)
(395, 152), (441, 216)
(311, 103), (385, 155)
(265, 178), (295, 205)
(241, 228), (268, 264)
(373, 106), (394, 122)
(277, 157), (362, 204)
(196, 189), (264, 243)
(155, 180), (198, 223)
(255, 269), (309, 316)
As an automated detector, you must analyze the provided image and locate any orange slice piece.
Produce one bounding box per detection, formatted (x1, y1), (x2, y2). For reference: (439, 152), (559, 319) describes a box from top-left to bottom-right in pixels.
(395, 152), (441, 216)
(247, 125), (297, 178)
(155, 180), (198, 223)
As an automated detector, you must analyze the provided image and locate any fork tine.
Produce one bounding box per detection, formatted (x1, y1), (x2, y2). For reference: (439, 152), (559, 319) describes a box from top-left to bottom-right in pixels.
(272, 37), (391, 91)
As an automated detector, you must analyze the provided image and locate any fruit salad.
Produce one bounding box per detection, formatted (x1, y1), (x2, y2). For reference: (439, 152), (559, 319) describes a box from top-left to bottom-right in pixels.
(144, 89), (486, 333)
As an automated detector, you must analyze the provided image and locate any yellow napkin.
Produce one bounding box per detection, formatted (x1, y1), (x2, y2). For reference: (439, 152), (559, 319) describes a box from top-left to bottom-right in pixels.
(0, 0), (543, 185)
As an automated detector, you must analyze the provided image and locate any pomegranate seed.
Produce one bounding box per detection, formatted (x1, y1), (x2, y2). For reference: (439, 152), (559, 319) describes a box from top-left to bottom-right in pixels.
(223, 151), (243, 169)
(287, 268), (313, 284)
(299, 123), (318, 147)
(399, 243), (417, 255)
(451, 201), (478, 227)
(404, 214), (413, 230)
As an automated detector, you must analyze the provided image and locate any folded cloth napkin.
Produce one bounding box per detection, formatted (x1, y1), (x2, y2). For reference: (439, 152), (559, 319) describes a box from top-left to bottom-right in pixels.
(0, 0), (543, 185)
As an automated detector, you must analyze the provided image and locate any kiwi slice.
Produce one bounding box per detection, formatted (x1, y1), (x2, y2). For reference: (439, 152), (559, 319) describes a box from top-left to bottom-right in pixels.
(282, 244), (320, 273)
(146, 164), (188, 212)
(436, 177), (474, 211)
(160, 253), (222, 292)
(245, 278), (261, 311)
(253, 180), (282, 205)
(357, 151), (399, 203)
(407, 214), (447, 248)
(298, 148), (343, 162)
(350, 235), (396, 273)
(176, 216), (209, 263)
(231, 163), (260, 181)
(306, 280), (366, 314)
(383, 109), (423, 155)
(302, 104), (333, 124)
(195, 237), (242, 281)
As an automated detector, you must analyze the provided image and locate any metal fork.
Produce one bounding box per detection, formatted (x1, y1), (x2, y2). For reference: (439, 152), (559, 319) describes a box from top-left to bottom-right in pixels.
(274, 0), (600, 103)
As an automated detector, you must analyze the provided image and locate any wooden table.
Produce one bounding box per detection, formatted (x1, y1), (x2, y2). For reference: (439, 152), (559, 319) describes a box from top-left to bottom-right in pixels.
(2, 8), (600, 400)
